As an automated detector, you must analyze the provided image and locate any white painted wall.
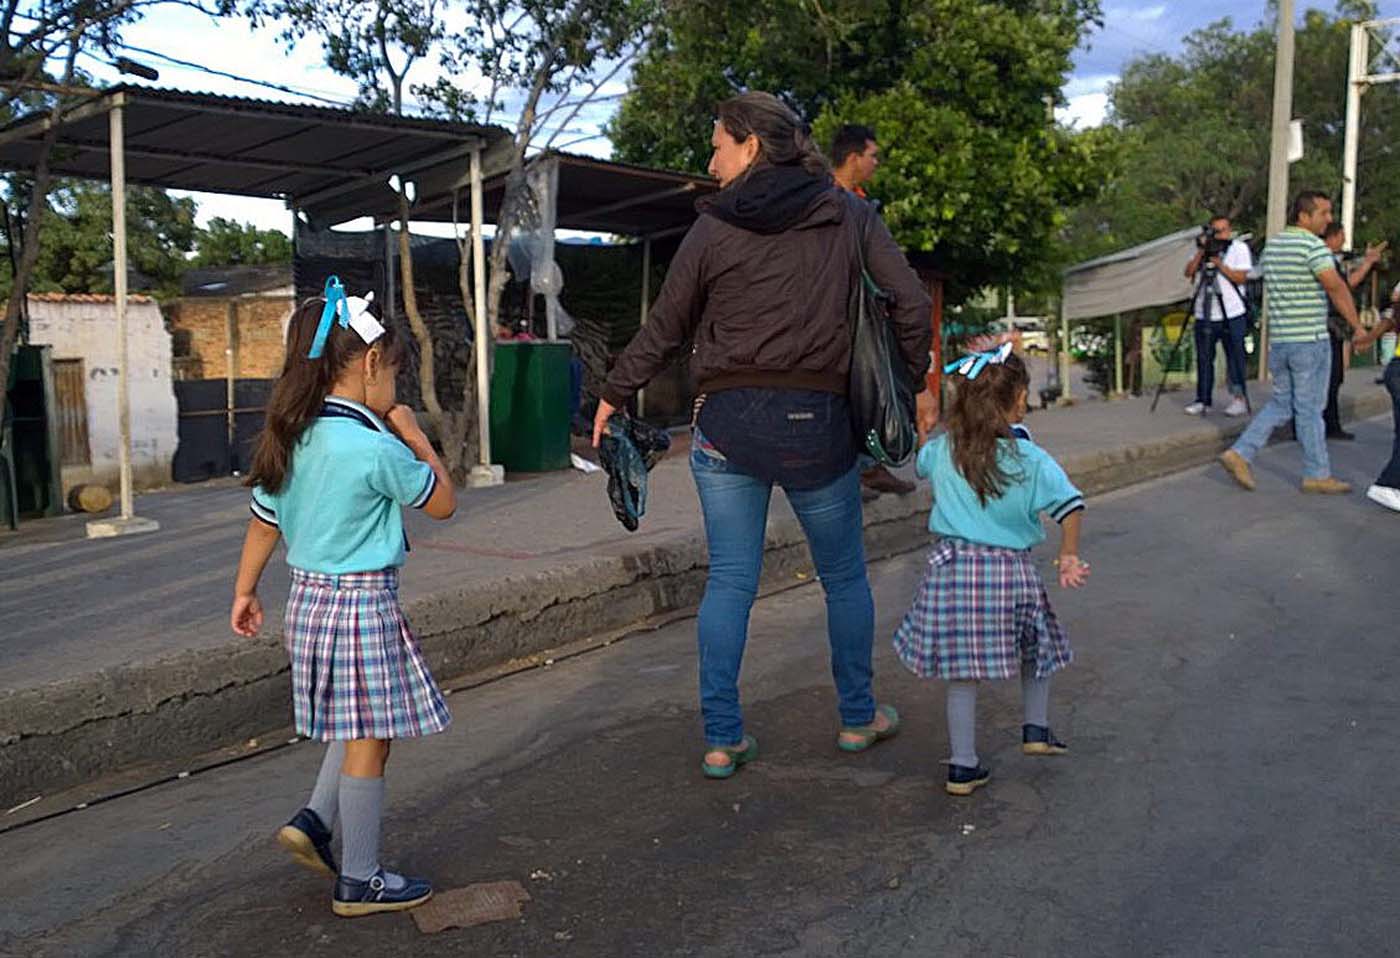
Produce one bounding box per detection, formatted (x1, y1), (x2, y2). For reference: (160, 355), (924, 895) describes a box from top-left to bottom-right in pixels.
(26, 297), (178, 492)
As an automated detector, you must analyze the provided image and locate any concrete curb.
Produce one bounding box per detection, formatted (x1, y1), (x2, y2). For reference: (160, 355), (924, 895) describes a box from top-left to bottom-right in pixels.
(1, 390), (1391, 805)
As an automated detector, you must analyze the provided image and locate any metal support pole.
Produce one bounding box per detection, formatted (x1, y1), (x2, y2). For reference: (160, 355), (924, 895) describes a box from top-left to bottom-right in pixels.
(113, 103), (132, 519)
(1059, 303), (1072, 402)
(636, 238), (652, 418)
(1342, 22), (1366, 251)
(1260, 0), (1296, 381)
(88, 94), (158, 537)
(225, 300), (238, 471)
(467, 145), (501, 487)
(1114, 314), (1124, 396)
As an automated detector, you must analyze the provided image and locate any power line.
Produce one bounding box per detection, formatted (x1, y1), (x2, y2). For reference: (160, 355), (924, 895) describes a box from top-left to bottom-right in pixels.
(102, 43), (352, 106)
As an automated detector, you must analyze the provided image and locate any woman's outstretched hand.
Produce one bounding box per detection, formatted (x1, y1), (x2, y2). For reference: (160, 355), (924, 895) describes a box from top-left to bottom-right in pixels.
(592, 399), (618, 448)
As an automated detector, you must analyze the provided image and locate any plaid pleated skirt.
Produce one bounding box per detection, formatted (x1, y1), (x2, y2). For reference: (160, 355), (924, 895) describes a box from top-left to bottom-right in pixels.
(284, 568), (451, 741)
(892, 538), (1072, 681)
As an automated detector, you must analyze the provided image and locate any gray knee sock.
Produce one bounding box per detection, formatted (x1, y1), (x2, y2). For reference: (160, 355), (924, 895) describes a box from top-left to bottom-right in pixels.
(1022, 671), (1051, 728)
(306, 741), (344, 827)
(338, 774), (385, 881)
(946, 681), (978, 768)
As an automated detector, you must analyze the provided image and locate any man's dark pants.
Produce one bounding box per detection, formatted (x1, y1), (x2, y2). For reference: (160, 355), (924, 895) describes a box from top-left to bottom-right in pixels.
(1194, 314), (1249, 406)
(1323, 329), (1346, 433)
(1376, 359), (1400, 489)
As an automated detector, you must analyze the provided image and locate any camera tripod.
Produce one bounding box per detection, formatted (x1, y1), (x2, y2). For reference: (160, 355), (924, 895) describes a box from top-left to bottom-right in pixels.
(1150, 259), (1252, 414)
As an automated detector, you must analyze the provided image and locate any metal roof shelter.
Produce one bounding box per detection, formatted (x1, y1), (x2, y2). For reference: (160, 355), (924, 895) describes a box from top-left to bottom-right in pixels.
(407, 150), (718, 237)
(0, 85), (512, 533)
(389, 150), (718, 412)
(0, 85), (510, 226)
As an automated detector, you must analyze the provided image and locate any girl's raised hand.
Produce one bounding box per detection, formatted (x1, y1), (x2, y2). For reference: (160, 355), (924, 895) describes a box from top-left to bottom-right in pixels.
(231, 593), (264, 637)
(386, 404), (424, 441)
(1057, 555), (1090, 589)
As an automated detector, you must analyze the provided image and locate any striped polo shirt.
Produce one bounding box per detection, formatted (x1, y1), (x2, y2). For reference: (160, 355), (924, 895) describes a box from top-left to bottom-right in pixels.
(1261, 226), (1336, 344)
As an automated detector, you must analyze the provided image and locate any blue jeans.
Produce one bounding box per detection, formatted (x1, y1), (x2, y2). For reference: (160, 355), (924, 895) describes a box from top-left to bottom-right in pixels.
(690, 433), (876, 746)
(1230, 338), (1331, 480)
(1195, 315), (1249, 405)
(1377, 359), (1400, 489)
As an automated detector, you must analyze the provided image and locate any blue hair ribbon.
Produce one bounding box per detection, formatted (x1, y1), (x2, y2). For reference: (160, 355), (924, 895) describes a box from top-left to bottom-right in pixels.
(307, 275), (349, 359)
(944, 341), (1013, 381)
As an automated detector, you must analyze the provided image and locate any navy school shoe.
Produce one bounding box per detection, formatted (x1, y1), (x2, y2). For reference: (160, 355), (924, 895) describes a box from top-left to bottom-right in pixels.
(333, 868), (433, 918)
(276, 808), (337, 877)
(1022, 724), (1069, 756)
(946, 763), (991, 796)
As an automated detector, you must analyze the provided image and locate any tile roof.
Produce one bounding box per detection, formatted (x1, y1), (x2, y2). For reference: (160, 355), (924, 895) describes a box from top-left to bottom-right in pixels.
(27, 292), (156, 304)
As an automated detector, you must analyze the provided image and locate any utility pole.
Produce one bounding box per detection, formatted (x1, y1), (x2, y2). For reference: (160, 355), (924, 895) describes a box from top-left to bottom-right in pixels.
(1341, 18), (1400, 250)
(1260, 0), (1296, 380)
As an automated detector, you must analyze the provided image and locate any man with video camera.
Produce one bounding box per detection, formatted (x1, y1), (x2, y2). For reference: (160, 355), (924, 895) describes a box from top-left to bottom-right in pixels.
(1183, 215), (1253, 417)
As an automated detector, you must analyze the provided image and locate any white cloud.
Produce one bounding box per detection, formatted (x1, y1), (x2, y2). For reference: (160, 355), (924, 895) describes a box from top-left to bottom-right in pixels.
(1057, 92), (1111, 129)
(1057, 74), (1116, 129)
(1126, 4), (1167, 21)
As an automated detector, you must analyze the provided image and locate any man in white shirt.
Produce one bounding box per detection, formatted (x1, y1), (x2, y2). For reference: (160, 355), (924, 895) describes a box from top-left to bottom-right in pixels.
(1183, 216), (1253, 417)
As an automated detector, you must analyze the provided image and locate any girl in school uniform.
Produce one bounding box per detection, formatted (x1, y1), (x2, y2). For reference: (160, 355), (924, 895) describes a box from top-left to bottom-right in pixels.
(894, 344), (1089, 796)
(231, 278), (456, 917)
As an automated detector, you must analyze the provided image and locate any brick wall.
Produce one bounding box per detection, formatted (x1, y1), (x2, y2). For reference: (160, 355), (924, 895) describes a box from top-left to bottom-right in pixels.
(167, 296), (294, 381)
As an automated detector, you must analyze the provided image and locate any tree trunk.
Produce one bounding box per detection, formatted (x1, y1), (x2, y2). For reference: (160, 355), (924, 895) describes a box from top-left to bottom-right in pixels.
(453, 230), (480, 477)
(0, 82), (71, 434)
(397, 192), (444, 425)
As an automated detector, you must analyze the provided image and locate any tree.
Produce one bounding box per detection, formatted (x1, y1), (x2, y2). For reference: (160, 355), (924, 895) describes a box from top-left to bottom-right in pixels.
(191, 217), (293, 267)
(245, 0), (656, 481)
(4, 180), (197, 299)
(609, 0), (1114, 303)
(0, 0), (215, 433)
(1061, 2), (1398, 262)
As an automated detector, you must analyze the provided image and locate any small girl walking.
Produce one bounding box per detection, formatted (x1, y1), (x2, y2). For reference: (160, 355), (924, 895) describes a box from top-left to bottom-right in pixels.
(894, 345), (1089, 796)
(231, 278), (456, 916)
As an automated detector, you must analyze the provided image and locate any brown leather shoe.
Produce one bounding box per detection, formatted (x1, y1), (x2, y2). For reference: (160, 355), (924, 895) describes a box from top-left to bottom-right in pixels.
(861, 464), (915, 495)
(1301, 477), (1352, 495)
(1219, 449), (1255, 491)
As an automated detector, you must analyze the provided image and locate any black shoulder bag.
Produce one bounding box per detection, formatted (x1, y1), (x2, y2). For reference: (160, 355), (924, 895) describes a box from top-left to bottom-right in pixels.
(847, 200), (918, 466)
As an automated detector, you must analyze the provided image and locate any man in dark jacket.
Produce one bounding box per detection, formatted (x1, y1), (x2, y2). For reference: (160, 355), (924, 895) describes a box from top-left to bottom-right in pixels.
(830, 124), (916, 496)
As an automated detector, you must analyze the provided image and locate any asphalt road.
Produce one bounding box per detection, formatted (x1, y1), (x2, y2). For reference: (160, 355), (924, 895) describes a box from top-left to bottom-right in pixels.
(5, 416), (1398, 958)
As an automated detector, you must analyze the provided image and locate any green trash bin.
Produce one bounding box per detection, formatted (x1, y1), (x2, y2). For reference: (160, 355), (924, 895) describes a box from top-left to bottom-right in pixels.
(489, 341), (572, 473)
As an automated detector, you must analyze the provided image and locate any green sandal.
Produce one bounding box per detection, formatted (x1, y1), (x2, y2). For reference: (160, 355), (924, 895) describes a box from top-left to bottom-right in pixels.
(838, 704), (901, 753)
(702, 735), (758, 779)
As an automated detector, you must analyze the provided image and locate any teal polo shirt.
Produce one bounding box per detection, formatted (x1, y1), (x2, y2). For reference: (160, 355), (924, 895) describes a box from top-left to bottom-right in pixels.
(917, 433), (1084, 550)
(250, 396), (436, 574)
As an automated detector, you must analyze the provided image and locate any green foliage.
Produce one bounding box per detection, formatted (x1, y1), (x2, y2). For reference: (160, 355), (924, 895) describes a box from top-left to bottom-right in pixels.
(1, 181), (197, 300)
(1062, 3), (1398, 264)
(609, 0), (1115, 302)
(191, 218), (293, 268)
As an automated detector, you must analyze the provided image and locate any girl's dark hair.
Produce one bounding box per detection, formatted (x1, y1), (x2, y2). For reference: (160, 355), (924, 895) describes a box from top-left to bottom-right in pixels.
(245, 295), (401, 494)
(716, 91), (830, 179)
(945, 352), (1031, 505)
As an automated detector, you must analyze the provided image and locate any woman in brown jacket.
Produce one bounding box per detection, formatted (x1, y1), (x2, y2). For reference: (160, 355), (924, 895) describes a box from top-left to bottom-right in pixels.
(592, 92), (933, 778)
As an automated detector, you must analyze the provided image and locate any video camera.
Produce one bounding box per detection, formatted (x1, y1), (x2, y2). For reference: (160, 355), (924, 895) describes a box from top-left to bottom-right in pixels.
(1196, 223), (1232, 259)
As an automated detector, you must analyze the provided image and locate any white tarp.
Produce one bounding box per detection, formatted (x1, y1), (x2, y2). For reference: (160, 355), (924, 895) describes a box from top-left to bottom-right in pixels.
(1061, 227), (1200, 321)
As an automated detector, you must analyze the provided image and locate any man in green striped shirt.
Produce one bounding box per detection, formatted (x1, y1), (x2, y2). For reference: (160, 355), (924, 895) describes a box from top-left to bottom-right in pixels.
(1220, 191), (1379, 494)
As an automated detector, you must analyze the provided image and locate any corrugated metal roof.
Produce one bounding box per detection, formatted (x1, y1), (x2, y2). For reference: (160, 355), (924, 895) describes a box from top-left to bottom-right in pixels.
(407, 150), (719, 237)
(0, 84), (511, 227)
(181, 264), (293, 297)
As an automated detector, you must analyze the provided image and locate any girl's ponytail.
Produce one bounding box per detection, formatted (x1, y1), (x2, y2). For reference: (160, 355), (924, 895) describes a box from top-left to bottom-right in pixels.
(944, 352), (1031, 505)
(245, 295), (400, 493)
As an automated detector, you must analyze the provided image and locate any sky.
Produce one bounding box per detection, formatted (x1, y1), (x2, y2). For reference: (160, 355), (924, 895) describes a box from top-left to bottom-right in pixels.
(74, 1), (1400, 234)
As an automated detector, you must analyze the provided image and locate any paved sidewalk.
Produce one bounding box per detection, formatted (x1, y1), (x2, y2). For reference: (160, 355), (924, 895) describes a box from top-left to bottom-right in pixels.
(0, 368), (1392, 804)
